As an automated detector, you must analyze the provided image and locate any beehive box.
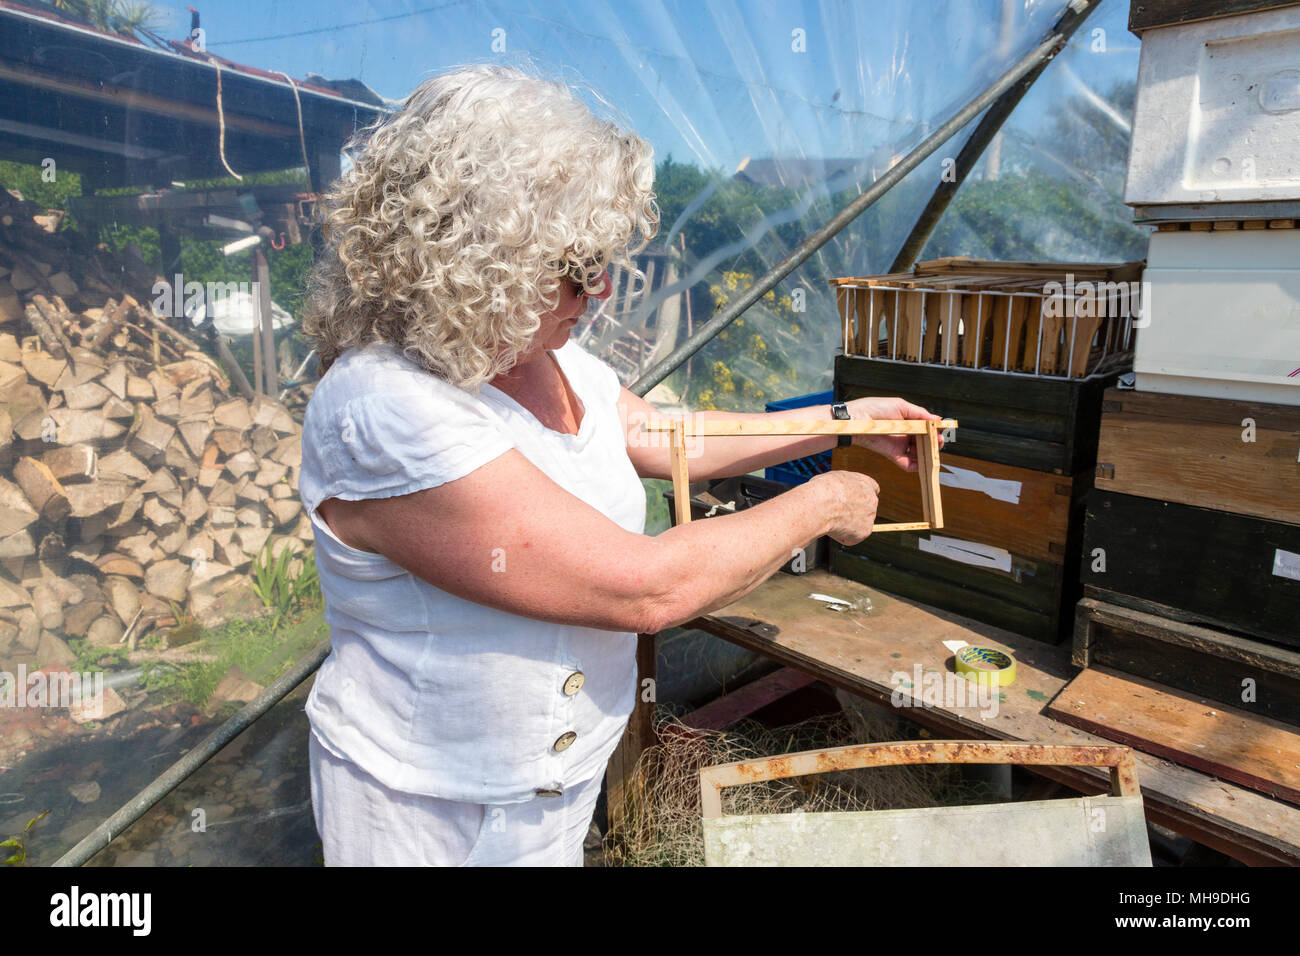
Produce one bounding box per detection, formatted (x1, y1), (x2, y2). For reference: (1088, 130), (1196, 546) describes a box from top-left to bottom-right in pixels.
(1133, 227), (1300, 406)
(835, 356), (1115, 475)
(1124, 3), (1300, 208)
(1093, 387), (1300, 525)
(1081, 490), (1300, 649)
(833, 258), (1144, 380)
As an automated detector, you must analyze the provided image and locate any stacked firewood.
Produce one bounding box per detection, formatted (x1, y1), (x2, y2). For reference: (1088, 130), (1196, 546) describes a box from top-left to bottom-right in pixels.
(0, 187), (314, 672)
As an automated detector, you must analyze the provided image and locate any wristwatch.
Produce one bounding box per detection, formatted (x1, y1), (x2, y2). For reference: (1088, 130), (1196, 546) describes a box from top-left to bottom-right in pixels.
(831, 402), (851, 446)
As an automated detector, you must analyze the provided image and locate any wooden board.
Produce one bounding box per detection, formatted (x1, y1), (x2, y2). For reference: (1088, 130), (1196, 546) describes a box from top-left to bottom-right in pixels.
(680, 667), (818, 731)
(1046, 666), (1300, 805)
(833, 444), (1079, 564)
(1082, 490), (1300, 648)
(835, 355), (1115, 474)
(1129, 0), (1297, 33)
(604, 633), (657, 833)
(1073, 594), (1300, 726)
(689, 569), (1300, 864)
(1095, 388), (1300, 526)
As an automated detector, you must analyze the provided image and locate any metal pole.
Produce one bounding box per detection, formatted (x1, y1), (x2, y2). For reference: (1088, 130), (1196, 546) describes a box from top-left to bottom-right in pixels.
(888, 0), (1098, 273)
(52, 641), (331, 867)
(256, 247), (278, 395)
(251, 250), (263, 396)
(630, 1), (1093, 397)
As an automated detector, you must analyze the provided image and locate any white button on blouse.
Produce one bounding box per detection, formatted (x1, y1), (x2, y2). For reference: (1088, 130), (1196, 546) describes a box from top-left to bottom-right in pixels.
(298, 339), (646, 804)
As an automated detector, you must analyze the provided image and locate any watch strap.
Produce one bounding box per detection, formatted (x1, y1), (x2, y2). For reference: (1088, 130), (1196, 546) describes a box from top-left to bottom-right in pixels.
(831, 402), (852, 447)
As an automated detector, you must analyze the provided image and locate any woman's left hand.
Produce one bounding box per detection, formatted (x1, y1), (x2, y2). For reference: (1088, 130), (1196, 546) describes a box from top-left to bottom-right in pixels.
(845, 396), (944, 472)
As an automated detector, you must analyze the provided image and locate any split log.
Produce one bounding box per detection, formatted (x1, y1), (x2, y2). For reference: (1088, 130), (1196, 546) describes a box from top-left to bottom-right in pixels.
(144, 558), (191, 602)
(96, 448), (149, 482)
(20, 349), (66, 387)
(213, 398), (253, 430)
(100, 360), (127, 399)
(94, 551), (144, 581)
(103, 576), (141, 627)
(267, 498), (302, 527)
(0, 528), (34, 559)
(13, 457), (70, 524)
(25, 296), (73, 358)
(87, 297), (134, 351)
(0, 476), (38, 538)
(127, 406), (175, 463)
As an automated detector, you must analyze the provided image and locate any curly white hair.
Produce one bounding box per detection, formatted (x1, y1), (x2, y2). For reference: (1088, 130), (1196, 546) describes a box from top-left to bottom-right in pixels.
(302, 64), (659, 389)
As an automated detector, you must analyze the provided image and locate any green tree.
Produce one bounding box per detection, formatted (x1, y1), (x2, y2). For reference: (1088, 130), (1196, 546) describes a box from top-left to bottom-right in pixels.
(50, 0), (162, 37)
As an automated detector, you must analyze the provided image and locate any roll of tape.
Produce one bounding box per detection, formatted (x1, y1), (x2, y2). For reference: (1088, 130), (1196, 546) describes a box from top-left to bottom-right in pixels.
(954, 645), (1017, 687)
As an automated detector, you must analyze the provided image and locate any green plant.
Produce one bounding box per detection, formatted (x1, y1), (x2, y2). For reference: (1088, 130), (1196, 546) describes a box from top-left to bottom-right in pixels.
(250, 543), (320, 630)
(2, 810), (50, 866)
(70, 639), (129, 673)
(165, 600), (203, 646)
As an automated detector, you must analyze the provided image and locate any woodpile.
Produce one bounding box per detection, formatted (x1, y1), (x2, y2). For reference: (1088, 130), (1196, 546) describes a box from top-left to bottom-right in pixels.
(0, 187), (314, 672)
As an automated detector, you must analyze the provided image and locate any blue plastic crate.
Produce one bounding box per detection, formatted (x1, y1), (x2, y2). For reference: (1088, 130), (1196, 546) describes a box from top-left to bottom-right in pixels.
(763, 389), (834, 485)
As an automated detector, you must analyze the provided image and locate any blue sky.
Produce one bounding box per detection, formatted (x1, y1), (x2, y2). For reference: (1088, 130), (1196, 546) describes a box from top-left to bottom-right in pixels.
(144, 0), (1140, 176)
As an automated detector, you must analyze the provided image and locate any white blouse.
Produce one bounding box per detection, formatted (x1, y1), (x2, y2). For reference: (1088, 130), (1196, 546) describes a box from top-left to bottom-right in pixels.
(298, 339), (646, 804)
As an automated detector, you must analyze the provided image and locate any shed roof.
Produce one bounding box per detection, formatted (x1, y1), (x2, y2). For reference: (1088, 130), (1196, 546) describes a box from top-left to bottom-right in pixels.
(0, 1), (390, 191)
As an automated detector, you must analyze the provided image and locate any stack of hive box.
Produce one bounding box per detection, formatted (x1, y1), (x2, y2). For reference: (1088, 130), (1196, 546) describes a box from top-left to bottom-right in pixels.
(828, 256), (1142, 643)
(1073, 3), (1300, 727)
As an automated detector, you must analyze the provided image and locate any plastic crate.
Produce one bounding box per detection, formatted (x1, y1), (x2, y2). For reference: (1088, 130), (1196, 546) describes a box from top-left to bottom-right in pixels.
(763, 390), (833, 485)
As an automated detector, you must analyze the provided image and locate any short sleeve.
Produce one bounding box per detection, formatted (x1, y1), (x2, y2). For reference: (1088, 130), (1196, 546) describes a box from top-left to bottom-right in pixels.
(299, 354), (515, 513)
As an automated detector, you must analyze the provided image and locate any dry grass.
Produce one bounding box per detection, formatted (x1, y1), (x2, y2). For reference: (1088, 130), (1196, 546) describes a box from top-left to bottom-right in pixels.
(602, 700), (996, 867)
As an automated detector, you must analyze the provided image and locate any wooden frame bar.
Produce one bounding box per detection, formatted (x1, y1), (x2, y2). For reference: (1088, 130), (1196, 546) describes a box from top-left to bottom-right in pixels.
(646, 418), (957, 533)
(700, 739), (1141, 819)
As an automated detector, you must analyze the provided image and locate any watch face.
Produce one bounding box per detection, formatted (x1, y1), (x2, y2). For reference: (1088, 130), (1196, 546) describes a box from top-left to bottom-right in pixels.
(832, 403), (850, 420)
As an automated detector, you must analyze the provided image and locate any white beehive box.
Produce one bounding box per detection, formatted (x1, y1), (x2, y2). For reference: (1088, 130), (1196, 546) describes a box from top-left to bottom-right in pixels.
(1125, 4), (1300, 207)
(1135, 228), (1300, 404)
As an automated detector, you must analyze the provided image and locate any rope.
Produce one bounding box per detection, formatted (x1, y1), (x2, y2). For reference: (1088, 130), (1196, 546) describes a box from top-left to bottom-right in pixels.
(275, 70), (313, 185)
(204, 53), (244, 181)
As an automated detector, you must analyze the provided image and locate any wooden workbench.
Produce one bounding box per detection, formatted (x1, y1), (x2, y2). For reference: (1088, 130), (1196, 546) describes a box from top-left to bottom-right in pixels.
(610, 569), (1300, 865)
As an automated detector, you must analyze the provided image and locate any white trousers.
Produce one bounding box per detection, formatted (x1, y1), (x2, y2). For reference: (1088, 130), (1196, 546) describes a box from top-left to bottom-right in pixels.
(308, 731), (603, 866)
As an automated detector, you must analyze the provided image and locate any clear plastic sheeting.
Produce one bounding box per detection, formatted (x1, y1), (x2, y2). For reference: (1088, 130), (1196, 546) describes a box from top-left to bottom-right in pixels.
(0, 0), (1144, 867)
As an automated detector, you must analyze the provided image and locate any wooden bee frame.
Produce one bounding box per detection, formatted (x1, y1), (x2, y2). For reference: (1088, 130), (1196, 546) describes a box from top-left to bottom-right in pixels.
(644, 418), (957, 532)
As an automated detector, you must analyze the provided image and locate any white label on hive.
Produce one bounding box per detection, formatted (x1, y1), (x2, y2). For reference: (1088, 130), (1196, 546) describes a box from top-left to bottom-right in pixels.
(1273, 548), (1300, 582)
(919, 535), (1013, 573)
(939, 463), (1022, 504)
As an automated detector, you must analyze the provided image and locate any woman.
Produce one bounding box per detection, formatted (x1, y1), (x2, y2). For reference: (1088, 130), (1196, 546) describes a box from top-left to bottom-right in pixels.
(298, 64), (938, 866)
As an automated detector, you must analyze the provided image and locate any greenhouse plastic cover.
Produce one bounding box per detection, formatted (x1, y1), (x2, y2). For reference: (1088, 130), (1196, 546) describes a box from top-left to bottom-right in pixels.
(189, 0), (1146, 409)
(0, 0), (1147, 865)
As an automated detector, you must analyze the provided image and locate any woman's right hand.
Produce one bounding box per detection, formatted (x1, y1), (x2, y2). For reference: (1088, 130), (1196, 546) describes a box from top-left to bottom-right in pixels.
(811, 470), (880, 545)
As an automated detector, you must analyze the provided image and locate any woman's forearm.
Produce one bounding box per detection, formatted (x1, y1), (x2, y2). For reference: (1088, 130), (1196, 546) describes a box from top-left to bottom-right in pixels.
(633, 477), (837, 631)
(685, 404), (839, 479)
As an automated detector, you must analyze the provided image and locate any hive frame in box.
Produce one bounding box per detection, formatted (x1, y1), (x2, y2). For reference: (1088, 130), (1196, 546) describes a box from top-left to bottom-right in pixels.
(645, 418), (957, 532)
(831, 257), (1146, 381)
